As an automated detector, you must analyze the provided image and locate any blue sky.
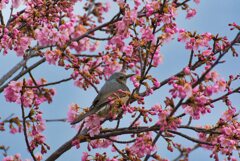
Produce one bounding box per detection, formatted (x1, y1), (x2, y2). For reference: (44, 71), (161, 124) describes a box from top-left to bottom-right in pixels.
(0, 1), (240, 161)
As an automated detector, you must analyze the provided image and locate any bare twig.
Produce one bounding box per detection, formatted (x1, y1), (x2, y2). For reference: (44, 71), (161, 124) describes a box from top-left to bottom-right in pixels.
(25, 77), (72, 88)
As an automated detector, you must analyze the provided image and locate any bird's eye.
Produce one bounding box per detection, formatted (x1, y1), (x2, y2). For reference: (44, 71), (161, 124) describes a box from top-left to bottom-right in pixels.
(119, 76), (124, 79)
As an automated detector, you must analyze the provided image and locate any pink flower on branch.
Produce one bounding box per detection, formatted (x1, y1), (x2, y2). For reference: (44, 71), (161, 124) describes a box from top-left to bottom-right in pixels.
(129, 132), (155, 158)
(186, 9), (197, 20)
(140, 27), (155, 42)
(4, 79), (55, 107)
(3, 153), (21, 161)
(67, 103), (80, 123)
(84, 114), (102, 137)
(12, 0), (22, 8)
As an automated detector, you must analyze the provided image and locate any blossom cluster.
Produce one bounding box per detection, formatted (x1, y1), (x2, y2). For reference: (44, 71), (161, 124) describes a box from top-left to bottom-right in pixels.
(128, 132), (155, 158)
(198, 108), (240, 161)
(3, 153), (43, 161)
(4, 79), (55, 107)
(149, 104), (182, 131)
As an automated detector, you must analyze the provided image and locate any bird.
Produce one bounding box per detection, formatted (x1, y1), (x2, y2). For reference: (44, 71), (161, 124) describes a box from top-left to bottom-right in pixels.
(71, 72), (134, 125)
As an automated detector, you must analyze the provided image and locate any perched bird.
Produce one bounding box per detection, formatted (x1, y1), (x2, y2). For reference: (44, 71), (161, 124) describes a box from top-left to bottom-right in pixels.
(71, 72), (134, 125)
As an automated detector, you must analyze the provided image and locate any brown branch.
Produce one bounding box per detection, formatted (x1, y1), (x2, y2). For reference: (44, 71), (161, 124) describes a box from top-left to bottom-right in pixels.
(107, 138), (136, 144)
(0, 11), (4, 26)
(168, 98), (184, 119)
(0, 54), (38, 87)
(25, 77), (72, 88)
(0, 58), (46, 93)
(210, 86), (240, 104)
(129, 113), (142, 128)
(172, 144), (199, 161)
(179, 125), (221, 134)
(168, 130), (214, 146)
(46, 118), (67, 122)
(86, 35), (112, 41)
(112, 144), (129, 160)
(73, 54), (100, 57)
(46, 124), (217, 161)
(188, 50), (194, 67)
(4, 118), (67, 123)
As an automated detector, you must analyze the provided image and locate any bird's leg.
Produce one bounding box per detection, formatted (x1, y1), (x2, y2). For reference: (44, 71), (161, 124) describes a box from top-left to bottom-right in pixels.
(115, 118), (121, 129)
(115, 110), (124, 129)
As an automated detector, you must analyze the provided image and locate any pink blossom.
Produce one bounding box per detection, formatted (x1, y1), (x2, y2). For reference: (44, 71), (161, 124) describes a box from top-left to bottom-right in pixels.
(90, 138), (112, 149)
(10, 127), (19, 134)
(122, 45), (133, 56)
(202, 49), (213, 57)
(67, 104), (79, 123)
(89, 41), (100, 52)
(102, 54), (122, 78)
(216, 79), (226, 91)
(22, 89), (34, 107)
(3, 153), (21, 161)
(134, 0), (141, 8)
(122, 105), (134, 113)
(0, 1), (8, 10)
(81, 152), (89, 161)
(4, 81), (22, 103)
(103, 2), (111, 12)
(140, 27), (154, 42)
(182, 95), (210, 120)
(12, 0), (21, 8)
(129, 132), (155, 158)
(14, 37), (31, 56)
(186, 9), (197, 19)
(115, 20), (128, 35)
(3, 156), (14, 161)
(145, 2), (160, 16)
(35, 153), (43, 161)
(183, 67), (191, 75)
(35, 114), (46, 132)
(45, 50), (60, 65)
(221, 108), (236, 121)
(30, 133), (46, 150)
(84, 115), (102, 137)
(72, 139), (80, 149)
(109, 35), (125, 49)
(4, 79), (55, 107)
(184, 83), (193, 97)
(194, 0), (200, 4)
(130, 76), (140, 88)
(152, 52), (163, 67)
(170, 83), (192, 99)
(178, 29), (190, 42)
(150, 105), (181, 130)
(152, 78), (161, 88)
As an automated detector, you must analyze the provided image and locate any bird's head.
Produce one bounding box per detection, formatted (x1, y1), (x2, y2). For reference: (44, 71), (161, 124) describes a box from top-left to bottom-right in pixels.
(109, 72), (134, 84)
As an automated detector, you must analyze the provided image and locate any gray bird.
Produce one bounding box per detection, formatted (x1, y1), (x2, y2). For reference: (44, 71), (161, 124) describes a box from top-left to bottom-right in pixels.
(71, 72), (134, 125)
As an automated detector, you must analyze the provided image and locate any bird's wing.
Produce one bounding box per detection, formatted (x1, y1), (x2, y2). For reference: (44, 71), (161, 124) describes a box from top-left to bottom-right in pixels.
(71, 80), (130, 125)
(91, 80), (129, 108)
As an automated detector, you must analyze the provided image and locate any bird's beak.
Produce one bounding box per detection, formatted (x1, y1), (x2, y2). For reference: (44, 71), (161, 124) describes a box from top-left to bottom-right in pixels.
(125, 73), (135, 79)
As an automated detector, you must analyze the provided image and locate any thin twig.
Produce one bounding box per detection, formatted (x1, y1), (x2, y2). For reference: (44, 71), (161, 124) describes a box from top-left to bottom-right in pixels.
(25, 77), (72, 88)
